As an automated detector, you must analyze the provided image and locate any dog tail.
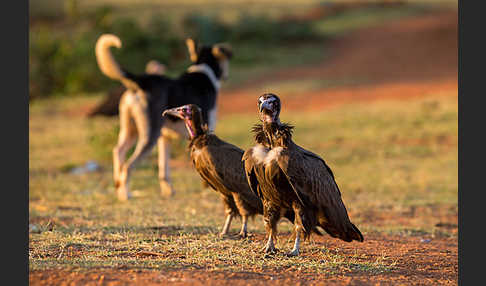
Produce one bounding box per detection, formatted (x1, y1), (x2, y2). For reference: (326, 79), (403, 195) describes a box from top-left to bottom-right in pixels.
(95, 34), (140, 90)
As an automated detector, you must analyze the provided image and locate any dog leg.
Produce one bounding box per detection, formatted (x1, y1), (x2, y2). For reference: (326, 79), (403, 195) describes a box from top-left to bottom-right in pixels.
(113, 95), (136, 188)
(117, 97), (157, 201)
(158, 135), (175, 197)
(118, 133), (158, 201)
(113, 134), (135, 189)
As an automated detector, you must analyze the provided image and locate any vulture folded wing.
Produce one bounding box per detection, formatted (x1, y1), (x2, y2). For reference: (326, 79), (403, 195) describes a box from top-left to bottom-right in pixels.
(242, 148), (264, 200)
(276, 146), (341, 206)
(276, 144), (362, 242)
(192, 148), (222, 191)
(198, 142), (248, 193)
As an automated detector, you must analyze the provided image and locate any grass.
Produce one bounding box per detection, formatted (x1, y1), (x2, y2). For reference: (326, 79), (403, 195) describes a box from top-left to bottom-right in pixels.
(313, 4), (432, 36)
(30, 0), (451, 98)
(29, 91), (457, 274)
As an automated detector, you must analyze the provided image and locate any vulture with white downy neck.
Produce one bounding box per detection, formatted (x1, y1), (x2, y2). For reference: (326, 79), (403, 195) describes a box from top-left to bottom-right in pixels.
(242, 93), (363, 256)
(163, 104), (300, 238)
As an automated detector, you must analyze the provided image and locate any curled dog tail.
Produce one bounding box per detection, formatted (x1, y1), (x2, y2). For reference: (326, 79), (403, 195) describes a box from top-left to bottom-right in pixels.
(95, 34), (139, 90)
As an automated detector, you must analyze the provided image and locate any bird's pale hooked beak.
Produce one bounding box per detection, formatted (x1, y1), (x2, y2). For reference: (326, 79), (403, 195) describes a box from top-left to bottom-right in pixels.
(162, 107), (185, 120)
(259, 99), (273, 113)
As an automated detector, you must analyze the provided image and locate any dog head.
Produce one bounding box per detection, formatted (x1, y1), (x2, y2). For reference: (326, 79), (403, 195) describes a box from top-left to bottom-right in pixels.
(186, 38), (233, 81)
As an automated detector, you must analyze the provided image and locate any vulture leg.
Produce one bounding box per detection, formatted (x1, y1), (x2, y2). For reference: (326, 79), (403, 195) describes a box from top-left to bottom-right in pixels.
(239, 215), (248, 238)
(219, 196), (237, 237)
(232, 194), (249, 238)
(263, 233), (276, 254)
(262, 205), (280, 254)
(219, 214), (233, 237)
(288, 203), (305, 257)
(288, 232), (301, 257)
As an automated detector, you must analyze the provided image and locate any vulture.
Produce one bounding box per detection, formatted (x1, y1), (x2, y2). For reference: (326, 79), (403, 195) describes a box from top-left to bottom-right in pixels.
(242, 93), (363, 256)
(162, 104), (265, 237)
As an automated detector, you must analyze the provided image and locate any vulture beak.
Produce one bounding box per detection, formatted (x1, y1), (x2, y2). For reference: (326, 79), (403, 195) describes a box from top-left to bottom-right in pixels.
(259, 100), (273, 113)
(162, 107), (186, 120)
(258, 94), (281, 123)
(259, 99), (275, 121)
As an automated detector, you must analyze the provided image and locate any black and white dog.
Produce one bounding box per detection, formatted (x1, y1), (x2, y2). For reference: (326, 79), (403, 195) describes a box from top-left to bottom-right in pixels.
(95, 34), (232, 200)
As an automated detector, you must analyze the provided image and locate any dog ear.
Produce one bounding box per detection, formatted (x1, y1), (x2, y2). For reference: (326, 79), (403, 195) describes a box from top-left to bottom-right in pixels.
(186, 38), (198, 62)
(212, 44), (233, 60)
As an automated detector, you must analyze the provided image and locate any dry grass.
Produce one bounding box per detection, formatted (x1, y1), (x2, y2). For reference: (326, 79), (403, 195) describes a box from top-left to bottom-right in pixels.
(29, 91), (457, 273)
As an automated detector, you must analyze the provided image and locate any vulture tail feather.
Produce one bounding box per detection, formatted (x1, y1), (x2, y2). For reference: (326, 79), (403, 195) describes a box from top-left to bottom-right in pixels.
(348, 222), (364, 242)
(319, 221), (363, 242)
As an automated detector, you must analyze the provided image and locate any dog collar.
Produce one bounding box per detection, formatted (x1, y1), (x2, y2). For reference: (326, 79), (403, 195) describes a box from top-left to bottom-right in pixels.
(187, 64), (221, 92)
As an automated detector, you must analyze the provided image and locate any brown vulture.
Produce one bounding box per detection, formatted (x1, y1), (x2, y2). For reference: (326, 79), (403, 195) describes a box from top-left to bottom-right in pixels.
(162, 104), (265, 237)
(242, 93), (363, 256)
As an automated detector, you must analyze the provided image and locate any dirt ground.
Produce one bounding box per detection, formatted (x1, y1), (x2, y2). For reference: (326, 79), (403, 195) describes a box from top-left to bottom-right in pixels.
(30, 232), (457, 286)
(30, 8), (458, 286)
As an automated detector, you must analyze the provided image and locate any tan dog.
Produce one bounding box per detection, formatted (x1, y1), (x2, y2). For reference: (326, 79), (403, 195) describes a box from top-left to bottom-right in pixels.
(87, 60), (166, 118)
(95, 34), (232, 201)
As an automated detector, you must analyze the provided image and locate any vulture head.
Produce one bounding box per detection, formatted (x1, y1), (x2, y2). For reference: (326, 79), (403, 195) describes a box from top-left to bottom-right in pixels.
(162, 104), (205, 139)
(258, 93), (281, 124)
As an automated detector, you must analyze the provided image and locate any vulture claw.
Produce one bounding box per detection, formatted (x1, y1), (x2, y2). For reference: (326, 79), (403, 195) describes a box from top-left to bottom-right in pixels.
(286, 249), (300, 257)
(263, 245), (278, 254)
(218, 233), (227, 238)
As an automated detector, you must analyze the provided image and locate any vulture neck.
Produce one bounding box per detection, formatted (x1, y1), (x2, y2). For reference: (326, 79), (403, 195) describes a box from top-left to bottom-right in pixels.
(184, 117), (207, 142)
(254, 120), (294, 149)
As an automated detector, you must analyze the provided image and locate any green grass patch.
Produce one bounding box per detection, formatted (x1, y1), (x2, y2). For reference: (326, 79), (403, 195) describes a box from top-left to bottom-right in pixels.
(29, 0), (441, 99)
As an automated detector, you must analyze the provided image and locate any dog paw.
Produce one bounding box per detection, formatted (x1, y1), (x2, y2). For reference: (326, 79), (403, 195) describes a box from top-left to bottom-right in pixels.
(160, 180), (175, 198)
(116, 187), (131, 201)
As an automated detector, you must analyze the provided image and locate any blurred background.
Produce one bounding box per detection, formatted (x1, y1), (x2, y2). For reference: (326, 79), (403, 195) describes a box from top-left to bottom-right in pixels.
(29, 0), (458, 276)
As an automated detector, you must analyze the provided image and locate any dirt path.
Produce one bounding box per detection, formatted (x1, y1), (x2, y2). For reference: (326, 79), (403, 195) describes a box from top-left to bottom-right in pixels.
(218, 9), (457, 115)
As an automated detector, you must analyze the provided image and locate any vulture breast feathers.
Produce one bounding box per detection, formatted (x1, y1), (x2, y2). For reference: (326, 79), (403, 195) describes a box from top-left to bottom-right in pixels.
(191, 135), (259, 207)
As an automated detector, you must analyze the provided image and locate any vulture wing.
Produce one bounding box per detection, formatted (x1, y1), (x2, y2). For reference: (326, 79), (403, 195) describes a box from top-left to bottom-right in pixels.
(194, 140), (250, 196)
(242, 146), (268, 200)
(276, 143), (363, 242)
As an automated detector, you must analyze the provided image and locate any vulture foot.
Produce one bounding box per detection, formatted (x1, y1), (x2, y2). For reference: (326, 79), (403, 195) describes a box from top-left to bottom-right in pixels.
(263, 249), (279, 258)
(238, 231), (248, 239)
(263, 244), (278, 254)
(218, 231), (231, 238)
(286, 249), (300, 257)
